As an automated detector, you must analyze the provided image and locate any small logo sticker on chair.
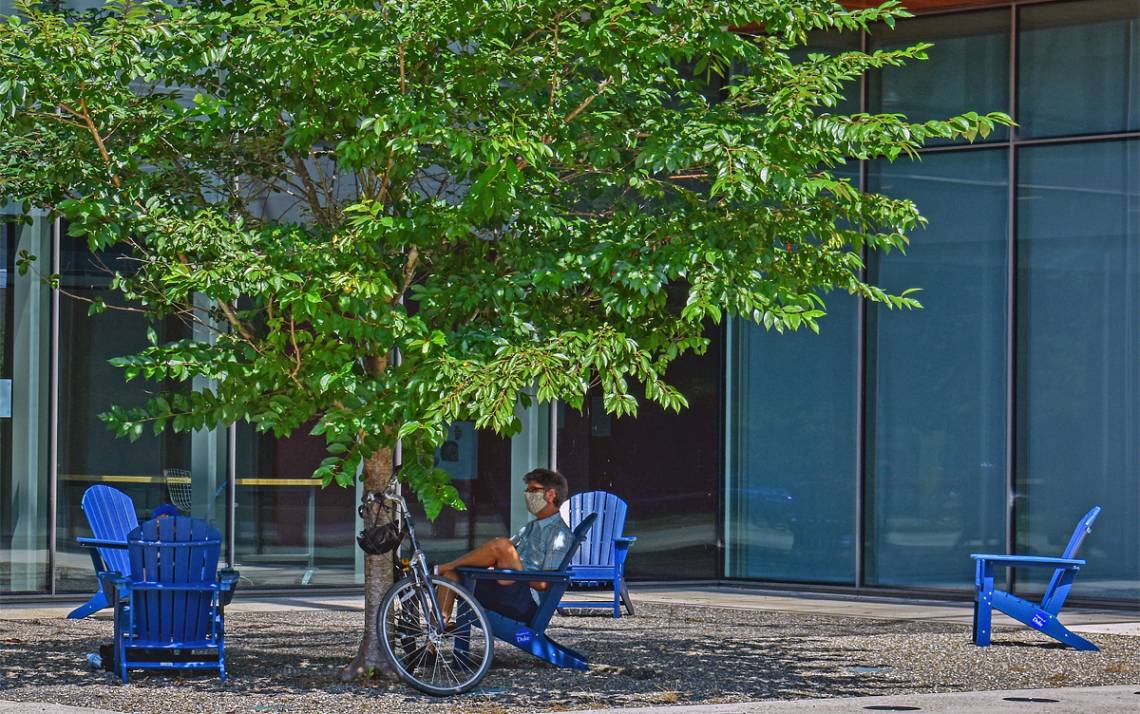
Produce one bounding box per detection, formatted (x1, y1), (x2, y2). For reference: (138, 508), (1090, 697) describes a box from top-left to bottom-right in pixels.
(1030, 611), (1049, 629)
(514, 628), (532, 646)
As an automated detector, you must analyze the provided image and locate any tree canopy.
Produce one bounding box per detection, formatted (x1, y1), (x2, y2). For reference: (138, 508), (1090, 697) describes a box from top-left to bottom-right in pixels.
(0, 0), (1010, 516)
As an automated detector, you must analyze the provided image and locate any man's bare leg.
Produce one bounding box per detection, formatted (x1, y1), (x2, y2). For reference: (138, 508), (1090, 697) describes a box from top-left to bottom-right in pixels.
(435, 537), (524, 619)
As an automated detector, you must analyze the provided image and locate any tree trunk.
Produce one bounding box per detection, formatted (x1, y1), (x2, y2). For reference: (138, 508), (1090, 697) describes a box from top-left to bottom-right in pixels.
(338, 445), (398, 682)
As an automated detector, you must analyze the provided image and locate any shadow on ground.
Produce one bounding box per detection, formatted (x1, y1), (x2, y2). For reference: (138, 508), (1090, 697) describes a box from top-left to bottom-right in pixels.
(1, 602), (1136, 714)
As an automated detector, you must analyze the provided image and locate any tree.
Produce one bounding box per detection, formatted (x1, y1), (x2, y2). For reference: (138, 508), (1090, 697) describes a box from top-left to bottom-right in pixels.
(0, 0), (1009, 678)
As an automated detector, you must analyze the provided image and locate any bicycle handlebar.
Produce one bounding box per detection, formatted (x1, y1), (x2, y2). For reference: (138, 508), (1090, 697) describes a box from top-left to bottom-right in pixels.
(383, 483), (408, 513)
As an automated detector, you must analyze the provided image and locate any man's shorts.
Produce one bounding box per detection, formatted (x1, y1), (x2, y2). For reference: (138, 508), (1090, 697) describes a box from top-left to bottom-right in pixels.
(471, 580), (538, 622)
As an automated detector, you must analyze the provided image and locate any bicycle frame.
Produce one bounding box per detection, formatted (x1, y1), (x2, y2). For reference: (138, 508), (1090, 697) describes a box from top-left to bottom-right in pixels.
(383, 485), (448, 636)
(375, 482), (494, 695)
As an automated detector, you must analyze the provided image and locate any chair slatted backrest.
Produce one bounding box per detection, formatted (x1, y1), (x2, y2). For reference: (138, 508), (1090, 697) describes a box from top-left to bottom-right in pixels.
(127, 516), (220, 645)
(555, 513), (599, 573)
(1041, 506), (1101, 613)
(81, 485), (139, 577)
(560, 491), (627, 568)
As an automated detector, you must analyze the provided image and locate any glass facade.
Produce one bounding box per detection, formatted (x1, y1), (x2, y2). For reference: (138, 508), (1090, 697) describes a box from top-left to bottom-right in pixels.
(865, 150), (1009, 587)
(790, 30), (862, 117)
(726, 296), (857, 584)
(1018, 0), (1140, 138)
(54, 242), (204, 594)
(1015, 140), (1139, 601)
(558, 329), (723, 580)
(2, 1), (1138, 605)
(727, 0), (1139, 602)
(407, 424), (515, 566)
(0, 215), (51, 593)
(0, 224), (12, 587)
(233, 425), (354, 587)
(869, 10), (1011, 145)
(231, 419), (524, 588)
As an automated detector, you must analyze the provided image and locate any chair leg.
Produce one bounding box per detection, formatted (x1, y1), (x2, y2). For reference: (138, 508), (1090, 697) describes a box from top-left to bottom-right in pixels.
(529, 632), (589, 671)
(973, 560), (993, 647)
(116, 638), (128, 684)
(990, 590), (1100, 652)
(1037, 615), (1099, 651)
(68, 591), (108, 620)
(612, 578), (621, 619)
(111, 598), (128, 683)
(218, 638), (226, 681)
(619, 579), (635, 616)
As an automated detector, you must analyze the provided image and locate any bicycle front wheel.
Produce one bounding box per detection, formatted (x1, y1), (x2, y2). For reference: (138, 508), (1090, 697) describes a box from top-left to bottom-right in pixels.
(378, 574), (494, 696)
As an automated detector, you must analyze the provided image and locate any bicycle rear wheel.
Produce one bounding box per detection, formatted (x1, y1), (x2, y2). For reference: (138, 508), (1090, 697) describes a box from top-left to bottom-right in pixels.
(378, 574), (494, 696)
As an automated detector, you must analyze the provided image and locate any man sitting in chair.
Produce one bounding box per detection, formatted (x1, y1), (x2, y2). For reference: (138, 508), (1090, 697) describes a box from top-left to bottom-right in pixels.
(436, 468), (573, 620)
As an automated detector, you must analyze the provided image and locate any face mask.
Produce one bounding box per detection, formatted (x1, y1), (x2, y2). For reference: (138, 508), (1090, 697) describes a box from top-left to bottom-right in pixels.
(524, 490), (548, 515)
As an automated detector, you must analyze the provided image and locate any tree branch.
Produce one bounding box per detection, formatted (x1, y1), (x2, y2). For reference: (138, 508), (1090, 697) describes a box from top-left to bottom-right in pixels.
(391, 245), (419, 306)
(564, 77), (611, 125)
(289, 152), (328, 225)
(217, 299), (257, 343)
(61, 98), (122, 189)
(398, 42), (407, 94)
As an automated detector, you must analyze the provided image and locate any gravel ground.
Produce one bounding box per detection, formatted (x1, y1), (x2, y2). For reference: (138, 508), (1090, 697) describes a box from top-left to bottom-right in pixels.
(1, 602), (1137, 713)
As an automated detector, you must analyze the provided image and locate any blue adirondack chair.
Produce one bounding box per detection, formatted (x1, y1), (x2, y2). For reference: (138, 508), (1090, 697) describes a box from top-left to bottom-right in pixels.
(99, 516), (238, 682)
(558, 491), (636, 617)
(458, 512), (598, 670)
(971, 506), (1102, 651)
(69, 485), (140, 620)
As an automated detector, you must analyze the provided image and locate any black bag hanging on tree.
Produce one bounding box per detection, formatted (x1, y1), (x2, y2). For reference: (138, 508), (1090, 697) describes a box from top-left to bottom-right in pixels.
(356, 490), (406, 555)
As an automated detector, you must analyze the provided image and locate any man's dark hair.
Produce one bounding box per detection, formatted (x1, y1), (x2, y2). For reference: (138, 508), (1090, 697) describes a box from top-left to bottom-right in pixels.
(523, 468), (568, 507)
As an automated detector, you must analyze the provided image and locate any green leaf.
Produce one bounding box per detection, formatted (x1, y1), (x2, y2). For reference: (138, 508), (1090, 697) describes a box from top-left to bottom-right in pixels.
(0, 0), (1002, 554)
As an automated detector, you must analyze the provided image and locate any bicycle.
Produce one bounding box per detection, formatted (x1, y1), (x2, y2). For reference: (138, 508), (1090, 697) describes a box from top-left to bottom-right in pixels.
(366, 483), (494, 696)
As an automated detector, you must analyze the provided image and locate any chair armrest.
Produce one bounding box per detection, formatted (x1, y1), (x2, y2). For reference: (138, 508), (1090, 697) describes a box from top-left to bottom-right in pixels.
(97, 570), (128, 586)
(123, 582), (226, 592)
(218, 569), (239, 606)
(78, 537), (128, 549)
(613, 536), (636, 568)
(96, 571), (128, 604)
(971, 554), (1085, 569)
(455, 567), (570, 584)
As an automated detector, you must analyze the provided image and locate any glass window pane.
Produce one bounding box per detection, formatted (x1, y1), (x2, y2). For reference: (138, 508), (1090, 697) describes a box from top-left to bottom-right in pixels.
(790, 30), (863, 117)
(869, 11), (1010, 145)
(866, 149), (1009, 588)
(0, 226), (11, 588)
(1015, 139), (1140, 602)
(407, 423), (513, 566)
(235, 425), (357, 587)
(0, 217), (50, 593)
(1019, 0), (1140, 138)
(726, 295), (858, 584)
(558, 327), (723, 580)
(55, 242), (199, 593)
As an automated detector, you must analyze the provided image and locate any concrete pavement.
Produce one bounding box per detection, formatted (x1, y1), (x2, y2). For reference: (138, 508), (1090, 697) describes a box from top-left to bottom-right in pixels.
(0, 705), (121, 714)
(4, 686), (1140, 714)
(545, 685), (1140, 713)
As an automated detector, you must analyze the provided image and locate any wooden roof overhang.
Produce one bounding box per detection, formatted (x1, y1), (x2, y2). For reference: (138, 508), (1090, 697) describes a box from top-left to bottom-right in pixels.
(843, 0), (1014, 10)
